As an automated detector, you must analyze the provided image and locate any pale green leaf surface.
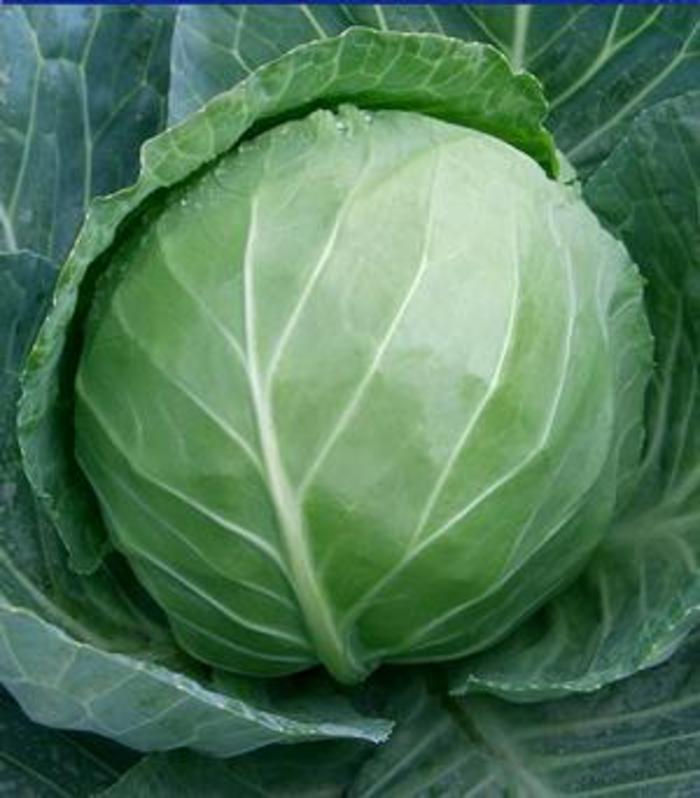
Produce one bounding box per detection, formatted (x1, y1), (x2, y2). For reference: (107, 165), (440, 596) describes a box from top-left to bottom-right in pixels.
(0, 605), (390, 756)
(0, 6), (174, 262)
(450, 91), (700, 700)
(166, 12), (555, 174)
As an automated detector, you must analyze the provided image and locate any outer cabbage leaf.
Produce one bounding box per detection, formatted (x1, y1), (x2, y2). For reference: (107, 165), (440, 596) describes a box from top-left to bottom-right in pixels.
(1, 252), (176, 654)
(351, 628), (700, 796)
(0, 5), (176, 570)
(393, 5), (700, 177)
(0, 605), (391, 756)
(169, 5), (700, 177)
(98, 629), (700, 796)
(0, 688), (138, 797)
(450, 91), (700, 700)
(99, 741), (370, 798)
(0, 6), (174, 262)
(169, 5), (353, 124)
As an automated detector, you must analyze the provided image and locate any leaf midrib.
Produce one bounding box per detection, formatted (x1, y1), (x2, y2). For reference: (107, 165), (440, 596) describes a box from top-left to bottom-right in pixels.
(241, 196), (361, 683)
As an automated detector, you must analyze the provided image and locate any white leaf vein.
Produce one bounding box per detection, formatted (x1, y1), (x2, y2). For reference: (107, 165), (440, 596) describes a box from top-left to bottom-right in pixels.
(91, 471), (307, 650)
(297, 148), (442, 497)
(110, 296), (263, 475)
(77, 392), (288, 576)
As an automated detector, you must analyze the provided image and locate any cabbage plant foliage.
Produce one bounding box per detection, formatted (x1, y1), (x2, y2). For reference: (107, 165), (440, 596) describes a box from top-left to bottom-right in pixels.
(1, 5), (699, 795)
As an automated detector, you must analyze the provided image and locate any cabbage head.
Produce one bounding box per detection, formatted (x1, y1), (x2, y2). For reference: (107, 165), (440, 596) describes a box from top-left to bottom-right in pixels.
(19, 30), (651, 685)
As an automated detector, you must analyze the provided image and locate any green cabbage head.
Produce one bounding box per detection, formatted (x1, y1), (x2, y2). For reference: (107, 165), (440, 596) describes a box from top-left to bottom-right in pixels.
(20, 31), (652, 684)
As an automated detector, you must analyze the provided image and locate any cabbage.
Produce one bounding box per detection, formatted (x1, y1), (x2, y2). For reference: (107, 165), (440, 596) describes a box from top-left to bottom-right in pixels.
(3, 8), (699, 793)
(73, 107), (650, 682)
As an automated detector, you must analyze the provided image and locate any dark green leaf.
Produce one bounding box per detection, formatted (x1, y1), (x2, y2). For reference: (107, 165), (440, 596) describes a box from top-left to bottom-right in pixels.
(354, 630), (700, 796)
(0, 6), (174, 261)
(99, 740), (370, 798)
(170, 6), (353, 124)
(0, 688), (138, 797)
(168, 5), (700, 177)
